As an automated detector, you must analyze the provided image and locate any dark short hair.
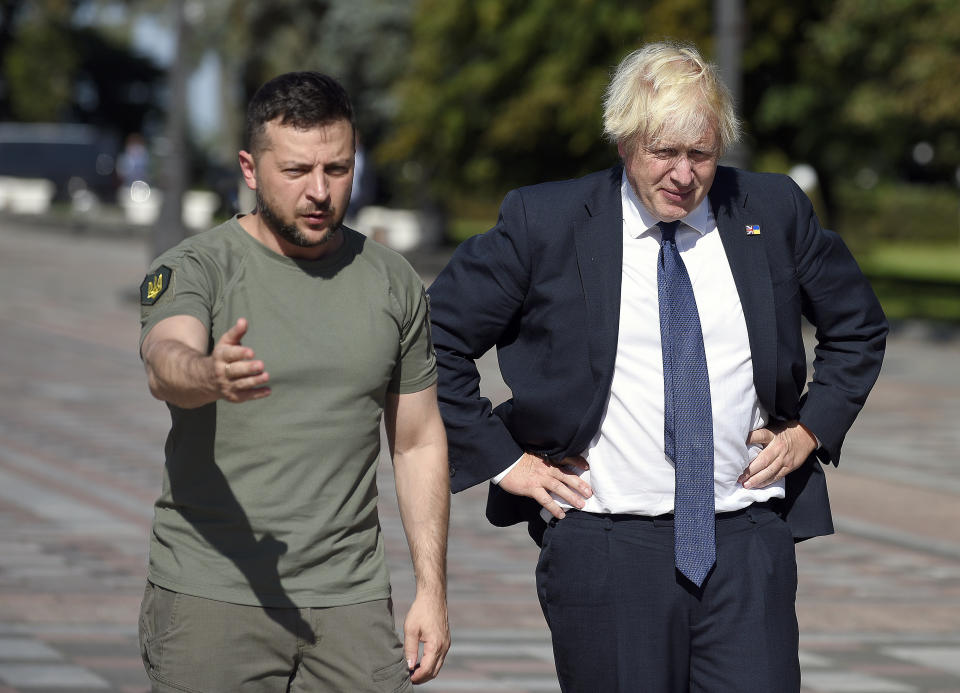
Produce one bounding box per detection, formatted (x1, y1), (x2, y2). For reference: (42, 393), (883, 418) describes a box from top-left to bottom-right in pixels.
(245, 72), (355, 155)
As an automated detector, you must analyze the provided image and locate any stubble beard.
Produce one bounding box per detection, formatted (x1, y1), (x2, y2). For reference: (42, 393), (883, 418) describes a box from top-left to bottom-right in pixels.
(255, 189), (340, 249)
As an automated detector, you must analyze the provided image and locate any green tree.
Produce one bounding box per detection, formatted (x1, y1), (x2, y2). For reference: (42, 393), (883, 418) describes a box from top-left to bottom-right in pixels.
(746, 0), (960, 211)
(1, 0), (77, 121)
(381, 0), (710, 208)
(4, 18), (77, 120)
(180, 0), (411, 165)
(810, 0), (960, 179)
(0, 0), (162, 129)
(385, 0), (960, 222)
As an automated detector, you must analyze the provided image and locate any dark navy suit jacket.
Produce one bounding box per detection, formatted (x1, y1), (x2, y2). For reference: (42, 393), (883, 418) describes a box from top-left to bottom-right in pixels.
(428, 165), (887, 543)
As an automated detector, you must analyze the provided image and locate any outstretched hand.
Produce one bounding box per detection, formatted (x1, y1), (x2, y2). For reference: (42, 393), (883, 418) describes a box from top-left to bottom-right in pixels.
(739, 421), (817, 489)
(499, 453), (593, 519)
(210, 318), (271, 402)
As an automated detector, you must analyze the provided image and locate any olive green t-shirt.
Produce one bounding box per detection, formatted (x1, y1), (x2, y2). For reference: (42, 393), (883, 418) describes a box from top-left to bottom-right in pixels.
(139, 217), (436, 607)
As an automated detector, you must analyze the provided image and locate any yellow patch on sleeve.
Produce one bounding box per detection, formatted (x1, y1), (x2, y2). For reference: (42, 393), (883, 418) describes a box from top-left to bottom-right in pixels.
(140, 265), (172, 305)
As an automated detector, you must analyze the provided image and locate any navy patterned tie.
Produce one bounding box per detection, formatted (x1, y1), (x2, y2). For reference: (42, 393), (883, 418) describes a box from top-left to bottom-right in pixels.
(657, 220), (715, 587)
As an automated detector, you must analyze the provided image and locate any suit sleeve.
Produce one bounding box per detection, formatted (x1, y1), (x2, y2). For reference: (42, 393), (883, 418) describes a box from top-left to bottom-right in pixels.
(427, 190), (531, 492)
(791, 182), (888, 465)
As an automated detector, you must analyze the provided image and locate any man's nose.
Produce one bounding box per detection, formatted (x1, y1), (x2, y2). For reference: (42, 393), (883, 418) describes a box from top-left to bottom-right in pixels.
(306, 171), (329, 202)
(671, 156), (695, 185)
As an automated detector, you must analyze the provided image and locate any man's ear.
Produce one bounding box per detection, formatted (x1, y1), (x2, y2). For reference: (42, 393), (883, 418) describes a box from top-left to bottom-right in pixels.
(238, 150), (257, 191)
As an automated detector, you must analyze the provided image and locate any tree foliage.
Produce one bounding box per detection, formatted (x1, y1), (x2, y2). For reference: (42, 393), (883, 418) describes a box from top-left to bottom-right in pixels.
(385, 0), (960, 212)
(8, 0), (955, 219)
(0, 0), (162, 133)
(185, 0), (411, 160)
(4, 23), (76, 121)
(381, 0), (710, 205)
(812, 0), (960, 181)
(751, 0), (960, 187)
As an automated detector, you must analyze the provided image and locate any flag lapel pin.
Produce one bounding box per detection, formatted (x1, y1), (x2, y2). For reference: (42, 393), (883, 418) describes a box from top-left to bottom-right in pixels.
(745, 224), (761, 235)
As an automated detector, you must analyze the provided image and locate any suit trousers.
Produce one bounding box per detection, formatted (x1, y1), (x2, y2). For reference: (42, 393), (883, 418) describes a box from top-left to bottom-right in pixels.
(535, 504), (800, 693)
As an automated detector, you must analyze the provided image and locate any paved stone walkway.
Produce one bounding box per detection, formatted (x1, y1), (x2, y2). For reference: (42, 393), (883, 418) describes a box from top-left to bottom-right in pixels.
(0, 218), (958, 692)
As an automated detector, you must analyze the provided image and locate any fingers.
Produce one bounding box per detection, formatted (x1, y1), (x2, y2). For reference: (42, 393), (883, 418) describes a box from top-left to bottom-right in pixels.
(220, 361), (270, 402)
(549, 470), (592, 508)
(739, 454), (783, 489)
(219, 317), (248, 346)
(214, 321), (254, 361)
(404, 611), (450, 684)
(230, 379), (271, 402)
(745, 427), (774, 447)
(224, 358), (265, 380)
(739, 430), (780, 488)
(403, 628), (420, 678)
(533, 490), (570, 520)
(410, 641), (446, 684)
(499, 453), (593, 518)
(210, 319), (271, 402)
(531, 471), (589, 519)
(739, 423), (815, 489)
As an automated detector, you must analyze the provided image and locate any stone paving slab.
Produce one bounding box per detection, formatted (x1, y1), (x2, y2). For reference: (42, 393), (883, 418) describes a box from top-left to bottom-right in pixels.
(1, 220), (958, 692)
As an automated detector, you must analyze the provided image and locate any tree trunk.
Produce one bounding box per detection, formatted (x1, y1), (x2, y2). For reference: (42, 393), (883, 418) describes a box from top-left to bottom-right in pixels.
(151, 0), (190, 259)
(714, 0), (749, 169)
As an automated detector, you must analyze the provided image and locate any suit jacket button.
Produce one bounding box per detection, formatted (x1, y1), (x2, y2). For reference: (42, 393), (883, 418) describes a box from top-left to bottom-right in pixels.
(449, 466), (456, 477)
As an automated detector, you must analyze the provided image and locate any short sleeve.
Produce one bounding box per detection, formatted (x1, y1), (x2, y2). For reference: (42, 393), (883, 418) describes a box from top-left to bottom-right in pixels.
(388, 279), (437, 394)
(139, 248), (216, 352)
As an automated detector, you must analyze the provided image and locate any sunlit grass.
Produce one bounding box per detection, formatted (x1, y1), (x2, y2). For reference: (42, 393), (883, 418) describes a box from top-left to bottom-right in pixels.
(857, 241), (960, 283)
(448, 218), (493, 243)
(856, 242), (960, 323)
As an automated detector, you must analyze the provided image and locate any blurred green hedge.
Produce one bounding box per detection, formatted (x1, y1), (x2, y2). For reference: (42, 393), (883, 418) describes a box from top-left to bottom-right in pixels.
(835, 183), (959, 247)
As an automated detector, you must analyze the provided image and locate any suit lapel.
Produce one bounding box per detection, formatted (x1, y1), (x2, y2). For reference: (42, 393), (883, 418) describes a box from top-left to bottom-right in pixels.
(568, 167), (623, 453)
(574, 167), (623, 383)
(709, 168), (778, 416)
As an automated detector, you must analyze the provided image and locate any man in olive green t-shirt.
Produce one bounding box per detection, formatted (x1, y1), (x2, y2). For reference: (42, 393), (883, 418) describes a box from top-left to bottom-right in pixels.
(137, 72), (449, 692)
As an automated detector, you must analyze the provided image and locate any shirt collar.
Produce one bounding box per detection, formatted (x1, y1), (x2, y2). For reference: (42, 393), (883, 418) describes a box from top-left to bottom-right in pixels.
(621, 171), (711, 239)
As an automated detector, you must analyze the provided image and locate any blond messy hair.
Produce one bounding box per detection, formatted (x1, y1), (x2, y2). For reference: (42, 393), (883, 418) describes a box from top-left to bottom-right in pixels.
(603, 41), (741, 156)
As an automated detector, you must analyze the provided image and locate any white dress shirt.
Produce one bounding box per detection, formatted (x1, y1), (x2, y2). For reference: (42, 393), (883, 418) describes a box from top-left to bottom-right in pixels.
(501, 173), (786, 516)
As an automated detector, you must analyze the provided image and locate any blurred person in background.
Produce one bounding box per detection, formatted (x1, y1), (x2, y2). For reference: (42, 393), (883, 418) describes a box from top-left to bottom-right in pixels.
(136, 71), (450, 692)
(118, 132), (150, 190)
(428, 40), (886, 692)
(347, 130), (378, 221)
